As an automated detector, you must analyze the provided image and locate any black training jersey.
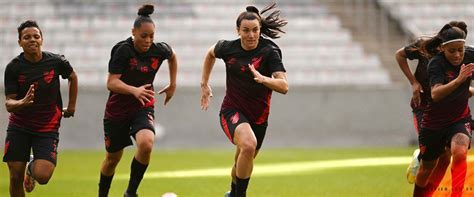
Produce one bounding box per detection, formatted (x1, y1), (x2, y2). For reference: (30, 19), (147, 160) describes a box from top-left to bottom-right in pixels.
(105, 37), (172, 120)
(422, 46), (474, 129)
(214, 38), (286, 124)
(404, 39), (431, 110)
(4, 51), (73, 133)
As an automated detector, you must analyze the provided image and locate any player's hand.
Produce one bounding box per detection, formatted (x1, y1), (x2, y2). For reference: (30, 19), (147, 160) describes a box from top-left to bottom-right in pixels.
(20, 84), (35, 106)
(248, 64), (266, 84)
(457, 63), (474, 82)
(158, 83), (176, 106)
(133, 84), (155, 106)
(200, 83), (213, 111)
(62, 107), (75, 118)
(411, 81), (423, 108)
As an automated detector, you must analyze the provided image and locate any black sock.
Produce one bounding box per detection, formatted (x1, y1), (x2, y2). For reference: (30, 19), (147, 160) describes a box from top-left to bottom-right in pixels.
(126, 157), (148, 195)
(99, 173), (114, 197)
(235, 176), (250, 197)
(230, 181), (236, 195)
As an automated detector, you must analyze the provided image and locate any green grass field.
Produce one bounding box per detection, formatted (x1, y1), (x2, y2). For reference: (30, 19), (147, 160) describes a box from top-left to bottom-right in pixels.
(1, 147), (471, 196)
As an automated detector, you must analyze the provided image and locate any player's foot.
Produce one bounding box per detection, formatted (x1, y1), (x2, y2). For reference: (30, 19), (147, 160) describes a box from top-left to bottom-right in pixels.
(124, 191), (138, 197)
(24, 155), (36, 193)
(224, 191), (231, 197)
(406, 149), (420, 184)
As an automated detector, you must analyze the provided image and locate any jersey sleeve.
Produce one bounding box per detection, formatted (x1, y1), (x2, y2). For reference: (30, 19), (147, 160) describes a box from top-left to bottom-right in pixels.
(108, 45), (129, 74)
(59, 55), (74, 79)
(213, 40), (227, 59)
(428, 58), (445, 87)
(404, 39), (423, 60)
(4, 61), (19, 96)
(267, 48), (286, 73)
(158, 42), (173, 60)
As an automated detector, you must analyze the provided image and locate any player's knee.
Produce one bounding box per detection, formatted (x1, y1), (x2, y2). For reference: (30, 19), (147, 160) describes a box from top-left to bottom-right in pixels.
(239, 141), (257, 156)
(34, 173), (52, 185)
(138, 141), (153, 155)
(451, 148), (467, 162)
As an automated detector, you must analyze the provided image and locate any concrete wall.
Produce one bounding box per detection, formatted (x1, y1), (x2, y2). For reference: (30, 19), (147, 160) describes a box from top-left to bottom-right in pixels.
(0, 85), (426, 150)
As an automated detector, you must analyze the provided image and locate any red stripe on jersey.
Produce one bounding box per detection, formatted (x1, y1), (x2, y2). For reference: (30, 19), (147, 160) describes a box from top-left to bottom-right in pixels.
(221, 114), (234, 144)
(255, 93), (271, 125)
(38, 105), (62, 132)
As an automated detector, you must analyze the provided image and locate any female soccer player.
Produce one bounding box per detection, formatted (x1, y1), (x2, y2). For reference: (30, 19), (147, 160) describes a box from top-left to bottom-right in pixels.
(395, 21), (469, 189)
(98, 4), (177, 197)
(3, 20), (78, 196)
(414, 21), (473, 197)
(200, 3), (288, 197)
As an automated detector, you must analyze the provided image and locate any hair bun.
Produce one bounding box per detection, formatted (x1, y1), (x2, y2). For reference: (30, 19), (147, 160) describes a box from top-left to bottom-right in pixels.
(138, 4), (154, 17)
(246, 6), (259, 14)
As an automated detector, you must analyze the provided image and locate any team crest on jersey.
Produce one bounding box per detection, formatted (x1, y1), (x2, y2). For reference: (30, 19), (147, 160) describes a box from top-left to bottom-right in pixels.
(150, 57), (159, 70)
(251, 56), (263, 69)
(140, 66), (149, 73)
(230, 112), (240, 124)
(445, 71), (456, 81)
(227, 57), (237, 65)
(129, 58), (138, 70)
(18, 75), (26, 86)
(43, 69), (54, 84)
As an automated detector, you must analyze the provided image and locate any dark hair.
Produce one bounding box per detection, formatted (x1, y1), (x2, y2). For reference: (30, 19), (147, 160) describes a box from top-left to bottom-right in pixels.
(422, 21), (467, 57)
(134, 4), (154, 28)
(236, 2), (288, 39)
(17, 20), (42, 40)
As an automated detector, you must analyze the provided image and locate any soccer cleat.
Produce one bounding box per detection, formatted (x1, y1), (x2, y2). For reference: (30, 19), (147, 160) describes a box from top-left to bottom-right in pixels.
(224, 191), (231, 197)
(406, 149), (420, 184)
(24, 155), (36, 193)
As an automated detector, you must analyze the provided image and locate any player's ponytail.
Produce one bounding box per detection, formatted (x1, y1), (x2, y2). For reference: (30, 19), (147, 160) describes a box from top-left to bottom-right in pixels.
(422, 22), (467, 57)
(236, 2), (287, 39)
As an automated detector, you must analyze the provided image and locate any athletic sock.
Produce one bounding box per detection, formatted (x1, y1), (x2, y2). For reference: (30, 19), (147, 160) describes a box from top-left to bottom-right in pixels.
(235, 176), (250, 197)
(230, 181), (236, 196)
(126, 157), (148, 195)
(98, 173), (114, 197)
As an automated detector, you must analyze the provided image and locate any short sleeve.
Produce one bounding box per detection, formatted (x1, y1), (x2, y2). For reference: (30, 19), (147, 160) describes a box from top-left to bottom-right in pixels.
(428, 57), (445, 87)
(4, 61), (19, 95)
(404, 39), (423, 60)
(267, 48), (286, 73)
(108, 45), (130, 74)
(158, 42), (173, 60)
(214, 40), (227, 59)
(59, 55), (73, 79)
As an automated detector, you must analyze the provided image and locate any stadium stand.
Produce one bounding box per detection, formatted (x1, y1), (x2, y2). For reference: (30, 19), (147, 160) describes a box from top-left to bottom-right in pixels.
(0, 0), (390, 86)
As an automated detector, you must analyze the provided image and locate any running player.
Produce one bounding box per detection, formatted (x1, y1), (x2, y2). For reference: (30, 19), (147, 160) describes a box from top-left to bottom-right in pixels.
(97, 4), (178, 197)
(414, 21), (473, 197)
(3, 20), (78, 196)
(395, 21), (469, 187)
(200, 3), (287, 197)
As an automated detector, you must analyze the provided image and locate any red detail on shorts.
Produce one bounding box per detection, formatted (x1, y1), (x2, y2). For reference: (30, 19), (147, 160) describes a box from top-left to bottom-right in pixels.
(144, 97), (155, 108)
(151, 58), (159, 70)
(43, 69), (55, 84)
(413, 112), (420, 134)
(38, 106), (62, 132)
(230, 112), (239, 125)
(4, 141), (10, 154)
(148, 113), (154, 127)
(50, 152), (57, 160)
(465, 122), (471, 133)
(105, 136), (111, 149)
(221, 114), (234, 144)
(419, 145), (426, 155)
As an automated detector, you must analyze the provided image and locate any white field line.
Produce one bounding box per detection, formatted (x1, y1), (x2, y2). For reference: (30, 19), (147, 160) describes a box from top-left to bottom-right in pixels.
(115, 156), (429, 180)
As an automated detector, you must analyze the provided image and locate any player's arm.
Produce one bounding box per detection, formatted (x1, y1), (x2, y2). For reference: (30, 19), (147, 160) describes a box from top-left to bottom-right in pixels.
(200, 45), (217, 110)
(395, 47), (422, 107)
(431, 63), (473, 102)
(5, 84), (35, 113)
(63, 71), (78, 117)
(157, 49), (177, 105)
(249, 64), (288, 94)
(107, 73), (154, 106)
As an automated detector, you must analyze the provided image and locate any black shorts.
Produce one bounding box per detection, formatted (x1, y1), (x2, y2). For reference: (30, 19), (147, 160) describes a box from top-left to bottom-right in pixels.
(419, 118), (472, 161)
(219, 109), (267, 150)
(3, 127), (59, 165)
(103, 107), (155, 153)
